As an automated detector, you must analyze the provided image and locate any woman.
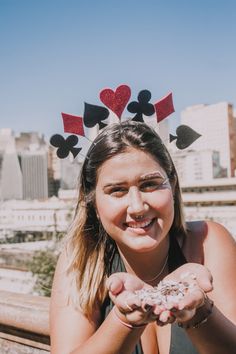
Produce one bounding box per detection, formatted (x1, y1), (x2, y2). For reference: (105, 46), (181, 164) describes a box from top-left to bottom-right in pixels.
(50, 121), (236, 354)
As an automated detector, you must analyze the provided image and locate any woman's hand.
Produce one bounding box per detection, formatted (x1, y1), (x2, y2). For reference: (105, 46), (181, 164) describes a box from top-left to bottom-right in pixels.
(106, 272), (159, 327)
(157, 263), (214, 326)
(106, 263), (214, 328)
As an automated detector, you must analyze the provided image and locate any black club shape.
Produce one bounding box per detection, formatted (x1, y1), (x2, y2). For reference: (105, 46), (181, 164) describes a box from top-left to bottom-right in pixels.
(127, 89), (155, 122)
(50, 134), (82, 159)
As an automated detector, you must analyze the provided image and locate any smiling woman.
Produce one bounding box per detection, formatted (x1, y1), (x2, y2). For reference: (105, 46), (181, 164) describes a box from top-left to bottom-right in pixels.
(95, 149), (174, 254)
(50, 121), (236, 354)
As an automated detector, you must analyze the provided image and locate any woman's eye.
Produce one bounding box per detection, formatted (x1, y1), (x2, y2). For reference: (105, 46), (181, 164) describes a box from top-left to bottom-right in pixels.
(140, 180), (166, 191)
(109, 187), (127, 197)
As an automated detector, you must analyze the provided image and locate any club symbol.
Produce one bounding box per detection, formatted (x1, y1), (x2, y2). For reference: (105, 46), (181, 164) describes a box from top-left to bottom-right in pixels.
(127, 89), (155, 122)
(50, 134), (82, 158)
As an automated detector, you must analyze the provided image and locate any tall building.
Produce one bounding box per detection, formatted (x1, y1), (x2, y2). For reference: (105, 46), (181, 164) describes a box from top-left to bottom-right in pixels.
(0, 129), (23, 200)
(181, 102), (236, 178)
(47, 146), (61, 197)
(16, 132), (49, 200)
(15, 132), (46, 151)
(0, 151), (23, 200)
(146, 116), (169, 145)
(60, 155), (82, 190)
(20, 150), (48, 200)
(170, 149), (226, 186)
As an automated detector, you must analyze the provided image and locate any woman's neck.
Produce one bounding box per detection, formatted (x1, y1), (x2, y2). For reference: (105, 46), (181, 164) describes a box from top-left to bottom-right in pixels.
(117, 236), (170, 285)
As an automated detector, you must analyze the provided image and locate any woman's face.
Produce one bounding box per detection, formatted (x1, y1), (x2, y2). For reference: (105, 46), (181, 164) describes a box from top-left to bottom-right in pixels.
(95, 148), (175, 254)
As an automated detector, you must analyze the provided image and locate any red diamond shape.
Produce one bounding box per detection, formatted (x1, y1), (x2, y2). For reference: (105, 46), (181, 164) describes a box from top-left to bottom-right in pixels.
(61, 113), (85, 136)
(154, 92), (175, 122)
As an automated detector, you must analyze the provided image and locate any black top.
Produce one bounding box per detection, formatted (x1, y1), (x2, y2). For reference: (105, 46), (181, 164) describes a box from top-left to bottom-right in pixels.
(101, 235), (199, 354)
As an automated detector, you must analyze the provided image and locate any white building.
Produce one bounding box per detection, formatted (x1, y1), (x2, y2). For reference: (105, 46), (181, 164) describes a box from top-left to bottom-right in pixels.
(181, 177), (236, 239)
(0, 130), (23, 200)
(0, 197), (75, 238)
(60, 155), (83, 190)
(170, 149), (226, 185)
(180, 102), (236, 178)
(1, 151), (23, 200)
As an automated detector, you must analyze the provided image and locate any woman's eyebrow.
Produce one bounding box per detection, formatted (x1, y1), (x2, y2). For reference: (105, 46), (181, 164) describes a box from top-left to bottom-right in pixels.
(102, 171), (166, 189)
(139, 171), (165, 181)
(103, 181), (124, 189)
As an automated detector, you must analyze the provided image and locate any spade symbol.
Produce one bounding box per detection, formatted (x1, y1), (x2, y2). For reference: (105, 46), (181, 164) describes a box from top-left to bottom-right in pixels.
(169, 125), (201, 149)
(83, 103), (109, 130)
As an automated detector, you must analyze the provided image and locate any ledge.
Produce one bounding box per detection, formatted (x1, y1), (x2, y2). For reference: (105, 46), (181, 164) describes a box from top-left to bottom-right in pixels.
(0, 290), (50, 352)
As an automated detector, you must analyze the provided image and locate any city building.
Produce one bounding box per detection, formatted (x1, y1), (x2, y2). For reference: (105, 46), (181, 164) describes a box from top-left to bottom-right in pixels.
(180, 102), (236, 178)
(0, 130), (23, 200)
(0, 197), (75, 241)
(0, 129), (15, 152)
(60, 155), (83, 190)
(170, 149), (226, 185)
(47, 146), (61, 197)
(20, 149), (48, 200)
(15, 132), (46, 152)
(182, 177), (236, 239)
(0, 150), (23, 200)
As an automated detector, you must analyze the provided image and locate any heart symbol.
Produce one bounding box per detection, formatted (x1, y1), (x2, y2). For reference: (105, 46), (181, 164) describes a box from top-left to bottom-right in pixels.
(100, 84), (131, 118)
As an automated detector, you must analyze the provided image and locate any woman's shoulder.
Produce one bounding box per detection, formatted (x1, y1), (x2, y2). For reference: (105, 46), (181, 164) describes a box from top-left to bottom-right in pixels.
(185, 220), (236, 263)
(186, 219), (235, 243)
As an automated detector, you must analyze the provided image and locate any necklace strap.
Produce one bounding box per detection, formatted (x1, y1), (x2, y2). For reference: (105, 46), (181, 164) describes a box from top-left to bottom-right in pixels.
(143, 254), (169, 283)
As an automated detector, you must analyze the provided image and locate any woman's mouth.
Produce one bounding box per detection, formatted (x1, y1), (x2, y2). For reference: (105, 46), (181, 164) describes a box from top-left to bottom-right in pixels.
(124, 218), (156, 231)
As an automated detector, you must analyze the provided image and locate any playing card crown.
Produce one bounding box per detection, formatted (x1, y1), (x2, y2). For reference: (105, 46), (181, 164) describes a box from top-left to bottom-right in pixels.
(50, 84), (201, 159)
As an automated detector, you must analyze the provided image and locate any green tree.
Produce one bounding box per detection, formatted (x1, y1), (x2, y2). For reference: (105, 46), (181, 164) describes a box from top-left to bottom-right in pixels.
(28, 249), (58, 297)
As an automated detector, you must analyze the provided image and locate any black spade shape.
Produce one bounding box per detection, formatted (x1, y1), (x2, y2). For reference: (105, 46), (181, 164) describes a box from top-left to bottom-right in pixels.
(127, 89), (155, 122)
(83, 102), (109, 130)
(169, 125), (201, 149)
(50, 134), (82, 158)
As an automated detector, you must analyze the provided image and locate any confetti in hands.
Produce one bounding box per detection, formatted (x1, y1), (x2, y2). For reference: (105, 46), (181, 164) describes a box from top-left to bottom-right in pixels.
(134, 279), (194, 307)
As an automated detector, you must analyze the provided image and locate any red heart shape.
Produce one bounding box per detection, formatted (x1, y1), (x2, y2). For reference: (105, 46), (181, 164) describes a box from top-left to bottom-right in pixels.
(100, 85), (131, 118)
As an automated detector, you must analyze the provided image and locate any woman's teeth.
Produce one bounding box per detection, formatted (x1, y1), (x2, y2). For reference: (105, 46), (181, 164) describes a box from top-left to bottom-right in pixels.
(127, 219), (153, 229)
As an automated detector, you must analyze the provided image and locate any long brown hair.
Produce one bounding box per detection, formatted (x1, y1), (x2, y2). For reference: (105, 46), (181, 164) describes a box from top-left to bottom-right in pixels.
(66, 121), (186, 318)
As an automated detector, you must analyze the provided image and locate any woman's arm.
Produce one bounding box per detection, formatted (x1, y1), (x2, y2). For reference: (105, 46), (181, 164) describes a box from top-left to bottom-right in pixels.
(50, 251), (149, 354)
(179, 220), (236, 354)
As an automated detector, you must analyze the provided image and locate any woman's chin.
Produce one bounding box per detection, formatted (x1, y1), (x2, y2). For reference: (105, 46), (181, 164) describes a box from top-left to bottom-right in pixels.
(125, 235), (162, 253)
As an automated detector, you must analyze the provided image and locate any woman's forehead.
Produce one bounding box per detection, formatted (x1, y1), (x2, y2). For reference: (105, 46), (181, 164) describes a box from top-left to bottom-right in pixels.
(96, 148), (166, 184)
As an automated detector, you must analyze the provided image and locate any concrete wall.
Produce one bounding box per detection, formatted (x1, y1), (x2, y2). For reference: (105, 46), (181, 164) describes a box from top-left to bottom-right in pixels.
(0, 291), (50, 353)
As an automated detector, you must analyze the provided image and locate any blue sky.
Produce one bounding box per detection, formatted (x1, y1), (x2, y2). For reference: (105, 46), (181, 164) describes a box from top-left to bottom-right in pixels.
(1, 0), (236, 140)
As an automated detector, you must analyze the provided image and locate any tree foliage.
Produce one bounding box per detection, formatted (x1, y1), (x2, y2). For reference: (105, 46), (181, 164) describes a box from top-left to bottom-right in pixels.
(28, 249), (58, 297)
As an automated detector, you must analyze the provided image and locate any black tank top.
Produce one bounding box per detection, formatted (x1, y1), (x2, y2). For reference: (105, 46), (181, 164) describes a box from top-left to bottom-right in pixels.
(101, 235), (199, 354)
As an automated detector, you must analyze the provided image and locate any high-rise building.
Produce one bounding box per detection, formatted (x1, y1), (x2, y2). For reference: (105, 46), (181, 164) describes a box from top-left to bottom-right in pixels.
(181, 102), (236, 178)
(47, 146), (61, 197)
(15, 132), (46, 151)
(0, 129), (15, 153)
(60, 155), (83, 190)
(16, 132), (49, 200)
(0, 151), (23, 200)
(0, 129), (23, 200)
(146, 116), (169, 145)
(20, 150), (48, 200)
(170, 149), (226, 186)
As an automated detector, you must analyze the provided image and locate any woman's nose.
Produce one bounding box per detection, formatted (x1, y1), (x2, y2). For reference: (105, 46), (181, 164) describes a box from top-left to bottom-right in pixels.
(127, 187), (148, 215)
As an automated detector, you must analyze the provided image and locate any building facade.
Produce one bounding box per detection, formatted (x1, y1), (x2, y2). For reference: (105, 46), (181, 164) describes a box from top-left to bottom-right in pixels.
(180, 102), (236, 178)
